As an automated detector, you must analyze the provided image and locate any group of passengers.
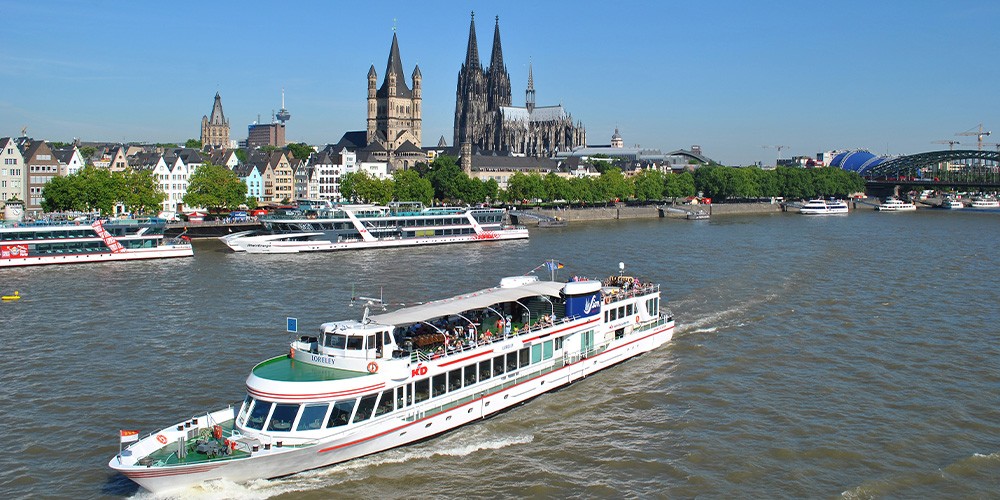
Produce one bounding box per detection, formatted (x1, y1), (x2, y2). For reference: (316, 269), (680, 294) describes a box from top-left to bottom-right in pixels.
(402, 308), (559, 360)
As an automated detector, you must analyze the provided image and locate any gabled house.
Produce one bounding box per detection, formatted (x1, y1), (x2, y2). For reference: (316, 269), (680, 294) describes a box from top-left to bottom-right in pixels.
(268, 151), (294, 203)
(206, 149), (240, 169)
(0, 137), (26, 204)
(107, 145), (128, 172)
(21, 140), (61, 213)
(52, 146), (85, 176)
(233, 163), (263, 203)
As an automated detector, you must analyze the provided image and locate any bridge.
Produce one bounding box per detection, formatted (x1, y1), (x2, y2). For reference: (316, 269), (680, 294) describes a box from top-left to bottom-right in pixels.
(837, 150), (1000, 194)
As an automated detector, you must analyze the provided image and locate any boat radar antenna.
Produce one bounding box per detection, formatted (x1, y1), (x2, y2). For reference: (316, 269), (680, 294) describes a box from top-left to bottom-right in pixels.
(350, 286), (386, 323)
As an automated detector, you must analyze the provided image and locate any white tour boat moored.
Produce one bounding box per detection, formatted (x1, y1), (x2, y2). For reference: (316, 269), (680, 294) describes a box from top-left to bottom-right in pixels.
(968, 197), (1000, 209)
(0, 217), (192, 268)
(876, 198), (917, 212)
(941, 198), (964, 209)
(799, 199), (849, 215)
(109, 262), (675, 494)
(220, 201), (528, 254)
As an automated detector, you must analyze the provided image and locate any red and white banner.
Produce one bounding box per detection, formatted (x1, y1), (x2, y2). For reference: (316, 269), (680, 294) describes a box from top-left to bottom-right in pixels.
(120, 429), (140, 443)
(1, 244), (29, 259)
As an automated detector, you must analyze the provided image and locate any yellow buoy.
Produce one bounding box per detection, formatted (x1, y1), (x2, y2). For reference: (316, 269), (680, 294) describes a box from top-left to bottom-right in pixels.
(2, 291), (21, 301)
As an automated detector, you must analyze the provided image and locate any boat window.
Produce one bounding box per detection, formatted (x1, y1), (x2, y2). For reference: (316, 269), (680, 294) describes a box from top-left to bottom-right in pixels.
(492, 355), (505, 377)
(479, 360), (492, 381)
(605, 311), (610, 322)
(325, 333), (347, 349)
(506, 352), (518, 372)
(374, 389), (394, 417)
(352, 394), (378, 424)
(543, 340), (554, 360)
(414, 379), (430, 403)
(531, 344), (543, 364)
(347, 335), (364, 350)
(267, 403), (299, 431)
(618, 306), (625, 318)
(246, 400), (273, 430)
(432, 373), (447, 397)
(448, 368), (462, 391)
(519, 347), (529, 367)
(610, 309), (617, 321)
(396, 386), (407, 408)
(555, 336), (564, 350)
(296, 404), (329, 431)
(327, 400), (356, 428)
(464, 365), (478, 386)
(366, 335), (376, 350)
(237, 395), (253, 424)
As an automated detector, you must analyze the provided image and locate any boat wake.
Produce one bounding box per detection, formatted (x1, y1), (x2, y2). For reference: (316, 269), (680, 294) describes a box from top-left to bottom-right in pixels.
(673, 291), (779, 339)
(130, 432), (535, 500)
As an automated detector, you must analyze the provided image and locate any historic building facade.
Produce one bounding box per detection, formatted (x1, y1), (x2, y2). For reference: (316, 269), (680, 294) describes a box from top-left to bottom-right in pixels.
(454, 14), (585, 158)
(367, 32), (423, 170)
(201, 92), (230, 149)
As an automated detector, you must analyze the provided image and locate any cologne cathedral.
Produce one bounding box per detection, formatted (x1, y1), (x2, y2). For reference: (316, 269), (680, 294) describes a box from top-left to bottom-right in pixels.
(454, 13), (585, 157)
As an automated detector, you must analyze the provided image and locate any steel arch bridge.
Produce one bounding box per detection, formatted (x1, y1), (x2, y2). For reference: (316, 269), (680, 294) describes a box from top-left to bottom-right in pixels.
(863, 150), (1000, 188)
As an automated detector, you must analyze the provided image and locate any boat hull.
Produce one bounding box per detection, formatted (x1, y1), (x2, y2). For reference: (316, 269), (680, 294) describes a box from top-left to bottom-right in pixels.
(111, 320), (673, 494)
(224, 230), (529, 254)
(0, 244), (193, 268)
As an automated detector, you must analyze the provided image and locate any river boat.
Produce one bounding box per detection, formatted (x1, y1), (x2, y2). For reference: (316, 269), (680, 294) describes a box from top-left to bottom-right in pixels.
(109, 263), (675, 494)
(537, 217), (567, 228)
(799, 199), (849, 215)
(941, 198), (964, 209)
(0, 218), (193, 268)
(876, 198), (917, 212)
(220, 202), (528, 254)
(968, 197), (1000, 209)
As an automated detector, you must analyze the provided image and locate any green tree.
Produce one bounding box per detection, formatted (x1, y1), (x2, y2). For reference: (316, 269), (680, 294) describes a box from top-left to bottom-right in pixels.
(632, 169), (665, 201)
(260, 145), (278, 155)
(79, 146), (96, 165)
(392, 169), (434, 205)
(183, 163), (247, 211)
(285, 142), (313, 160)
(340, 171), (361, 202)
(568, 176), (598, 203)
(117, 169), (164, 214)
(664, 172), (696, 200)
(505, 172), (545, 203)
(426, 155), (467, 202)
(596, 168), (632, 202)
(185, 139), (203, 149)
(351, 172), (394, 204)
(234, 149), (248, 164)
(542, 172), (573, 202)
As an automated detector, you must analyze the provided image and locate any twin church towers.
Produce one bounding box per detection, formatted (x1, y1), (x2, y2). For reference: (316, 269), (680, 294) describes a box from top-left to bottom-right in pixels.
(366, 12), (585, 163)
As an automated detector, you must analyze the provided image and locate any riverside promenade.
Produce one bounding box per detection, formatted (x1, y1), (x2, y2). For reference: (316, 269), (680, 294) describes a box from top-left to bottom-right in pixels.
(517, 202), (783, 224)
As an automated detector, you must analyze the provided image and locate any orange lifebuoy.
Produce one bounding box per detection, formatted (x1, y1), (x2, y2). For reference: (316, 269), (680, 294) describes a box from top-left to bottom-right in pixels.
(213, 425), (223, 439)
(289, 347), (295, 359)
(367, 361), (379, 374)
(156, 434), (168, 445)
(635, 316), (640, 324)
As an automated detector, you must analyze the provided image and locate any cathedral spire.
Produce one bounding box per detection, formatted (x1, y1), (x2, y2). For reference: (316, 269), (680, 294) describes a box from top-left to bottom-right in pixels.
(378, 31), (412, 98)
(489, 15), (505, 72)
(210, 92), (226, 125)
(464, 11), (481, 70)
(526, 61), (535, 113)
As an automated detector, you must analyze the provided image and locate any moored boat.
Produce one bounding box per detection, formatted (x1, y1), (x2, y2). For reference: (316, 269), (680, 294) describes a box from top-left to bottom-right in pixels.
(0, 218), (192, 268)
(799, 199), (849, 215)
(110, 263), (675, 494)
(941, 198), (964, 209)
(876, 197), (917, 212)
(220, 201), (528, 254)
(968, 197), (1000, 209)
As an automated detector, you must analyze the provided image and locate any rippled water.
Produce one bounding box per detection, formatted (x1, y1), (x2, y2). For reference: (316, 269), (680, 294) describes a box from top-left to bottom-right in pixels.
(1, 209), (998, 498)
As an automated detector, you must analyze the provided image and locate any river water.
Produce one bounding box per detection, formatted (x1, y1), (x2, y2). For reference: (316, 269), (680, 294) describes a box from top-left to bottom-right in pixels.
(1, 209), (998, 499)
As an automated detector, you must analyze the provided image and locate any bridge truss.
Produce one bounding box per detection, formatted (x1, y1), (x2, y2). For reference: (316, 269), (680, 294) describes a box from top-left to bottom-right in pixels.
(863, 150), (1000, 187)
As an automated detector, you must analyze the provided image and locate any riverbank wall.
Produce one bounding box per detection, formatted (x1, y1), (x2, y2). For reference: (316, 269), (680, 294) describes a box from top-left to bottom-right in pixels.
(523, 202), (783, 223)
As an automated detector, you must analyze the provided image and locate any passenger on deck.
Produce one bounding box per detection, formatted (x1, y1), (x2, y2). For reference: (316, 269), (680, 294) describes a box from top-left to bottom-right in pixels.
(504, 316), (512, 336)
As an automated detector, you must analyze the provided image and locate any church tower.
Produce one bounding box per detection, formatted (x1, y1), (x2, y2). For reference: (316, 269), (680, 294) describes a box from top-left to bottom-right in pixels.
(367, 31), (422, 169)
(485, 16), (512, 112)
(525, 62), (536, 113)
(201, 92), (230, 150)
(454, 12), (487, 148)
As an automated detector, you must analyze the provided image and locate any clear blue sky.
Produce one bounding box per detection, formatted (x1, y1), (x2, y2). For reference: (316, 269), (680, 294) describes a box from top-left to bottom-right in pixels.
(2, 0), (999, 165)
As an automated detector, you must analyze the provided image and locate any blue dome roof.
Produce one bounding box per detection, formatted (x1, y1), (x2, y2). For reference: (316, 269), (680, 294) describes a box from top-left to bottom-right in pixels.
(830, 150), (893, 173)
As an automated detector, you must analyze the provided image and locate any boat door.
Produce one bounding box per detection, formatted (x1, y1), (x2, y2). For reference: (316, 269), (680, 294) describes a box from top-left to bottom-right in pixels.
(581, 329), (594, 358)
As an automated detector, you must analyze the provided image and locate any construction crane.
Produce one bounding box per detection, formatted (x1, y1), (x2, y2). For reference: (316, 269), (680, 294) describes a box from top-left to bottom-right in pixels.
(762, 145), (789, 165)
(980, 142), (1000, 151)
(932, 140), (961, 150)
(956, 124), (991, 150)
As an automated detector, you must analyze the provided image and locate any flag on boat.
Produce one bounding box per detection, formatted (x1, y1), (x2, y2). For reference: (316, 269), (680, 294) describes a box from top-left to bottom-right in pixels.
(120, 430), (140, 443)
(545, 261), (564, 271)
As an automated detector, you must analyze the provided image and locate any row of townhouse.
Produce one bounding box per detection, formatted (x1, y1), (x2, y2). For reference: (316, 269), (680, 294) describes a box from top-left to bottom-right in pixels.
(1, 137), (87, 215)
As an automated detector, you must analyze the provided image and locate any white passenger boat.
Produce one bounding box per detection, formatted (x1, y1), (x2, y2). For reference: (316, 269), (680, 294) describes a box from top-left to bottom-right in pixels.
(221, 202), (528, 254)
(876, 198), (917, 212)
(968, 197), (1000, 209)
(109, 263), (675, 494)
(0, 218), (192, 268)
(941, 198), (964, 209)
(799, 199), (849, 215)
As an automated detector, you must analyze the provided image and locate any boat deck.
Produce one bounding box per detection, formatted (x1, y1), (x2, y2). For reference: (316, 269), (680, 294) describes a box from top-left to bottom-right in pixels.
(252, 356), (371, 382)
(143, 419), (249, 466)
